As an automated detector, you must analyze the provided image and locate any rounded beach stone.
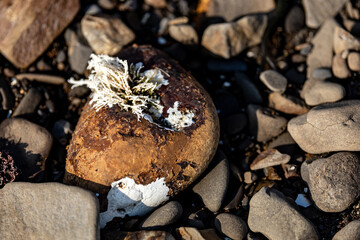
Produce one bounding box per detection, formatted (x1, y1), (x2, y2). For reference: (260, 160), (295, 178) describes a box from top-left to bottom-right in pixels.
(347, 52), (360, 71)
(214, 213), (248, 240)
(301, 152), (360, 212)
(64, 45), (219, 195)
(259, 70), (287, 93)
(288, 100), (360, 153)
(332, 220), (360, 240)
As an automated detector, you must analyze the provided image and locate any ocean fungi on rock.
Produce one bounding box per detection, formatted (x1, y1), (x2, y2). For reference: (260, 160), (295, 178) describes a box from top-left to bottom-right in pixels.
(64, 45), (219, 227)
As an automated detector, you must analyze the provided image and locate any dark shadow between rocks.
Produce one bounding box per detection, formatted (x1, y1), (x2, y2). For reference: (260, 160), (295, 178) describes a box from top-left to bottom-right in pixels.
(0, 138), (44, 182)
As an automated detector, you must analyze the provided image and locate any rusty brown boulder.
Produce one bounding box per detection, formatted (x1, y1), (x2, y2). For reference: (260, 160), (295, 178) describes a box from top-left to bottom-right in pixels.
(64, 45), (220, 197)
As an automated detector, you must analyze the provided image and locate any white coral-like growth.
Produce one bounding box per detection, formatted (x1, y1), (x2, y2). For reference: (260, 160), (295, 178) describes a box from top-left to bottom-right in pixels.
(69, 54), (195, 131)
(68, 54), (168, 120)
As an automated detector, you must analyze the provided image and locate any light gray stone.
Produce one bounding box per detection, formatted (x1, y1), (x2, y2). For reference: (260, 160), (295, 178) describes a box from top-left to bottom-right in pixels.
(248, 187), (318, 240)
(303, 81), (346, 106)
(288, 100), (360, 153)
(81, 14), (135, 55)
(333, 220), (360, 240)
(197, 0), (275, 22)
(259, 70), (287, 93)
(301, 152), (360, 212)
(169, 24), (198, 45)
(302, 0), (347, 28)
(214, 213), (248, 240)
(311, 68), (332, 80)
(0, 182), (99, 240)
(334, 27), (360, 54)
(192, 151), (229, 212)
(247, 104), (288, 142)
(202, 14), (267, 59)
(139, 201), (183, 229)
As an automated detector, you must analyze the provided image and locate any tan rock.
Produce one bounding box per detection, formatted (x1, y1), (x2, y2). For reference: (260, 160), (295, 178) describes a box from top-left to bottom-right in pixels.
(347, 52), (360, 71)
(250, 149), (290, 170)
(332, 52), (351, 79)
(65, 46), (220, 197)
(269, 92), (309, 115)
(0, 0), (79, 68)
(334, 27), (360, 54)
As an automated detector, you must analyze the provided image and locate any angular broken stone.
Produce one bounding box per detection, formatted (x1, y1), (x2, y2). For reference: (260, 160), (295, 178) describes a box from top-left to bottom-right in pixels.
(288, 100), (360, 153)
(250, 149), (290, 170)
(0, 0), (80, 68)
(81, 14), (135, 55)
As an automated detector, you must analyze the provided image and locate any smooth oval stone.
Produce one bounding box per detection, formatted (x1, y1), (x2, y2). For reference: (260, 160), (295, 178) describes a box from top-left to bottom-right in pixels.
(301, 152), (360, 212)
(214, 213), (248, 240)
(288, 100), (360, 153)
(248, 187), (318, 240)
(303, 81), (346, 106)
(332, 220), (360, 240)
(259, 70), (287, 93)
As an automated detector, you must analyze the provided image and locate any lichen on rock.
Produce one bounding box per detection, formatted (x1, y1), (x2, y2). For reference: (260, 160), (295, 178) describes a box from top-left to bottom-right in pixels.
(0, 152), (18, 188)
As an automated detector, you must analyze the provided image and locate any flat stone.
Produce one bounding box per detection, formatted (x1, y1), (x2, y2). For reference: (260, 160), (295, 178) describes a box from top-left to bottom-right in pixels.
(192, 151), (229, 212)
(311, 68), (333, 80)
(250, 149), (290, 170)
(302, 0), (347, 28)
(306, 19), (339, 79)
(248, 187), (318, 239)
(333, 220), (360, 240)
(81, 14), (135, 55)
(303, 81), (346, 106)
(268, 131), (299, 155)
(288, 100), (360, 153)
(65, 29), (93, 74)
(12, 88), (43, 118)
(202, 14), (267, 59)
(197, 0), (275, 22)
(177, 228), (222, 240)
(285, 5), (305, 34)
(332, 52), (351, 79)
(301, 152), (360, 212)
(139, 201), (183, 229)
(0, 0), (80, 68)
(268, 92), (309, 115)
(16, 73), (65, 85)
(168, 24), (198, 45)
(334, 27), (360, 54)
(259, 70), (287, 93)
(247, 104), (288, 142)
(347, 51), (360, 71)
(214, 213), (248, 240)
(0, 118), (53, 181)
(0, 182), (99, 240)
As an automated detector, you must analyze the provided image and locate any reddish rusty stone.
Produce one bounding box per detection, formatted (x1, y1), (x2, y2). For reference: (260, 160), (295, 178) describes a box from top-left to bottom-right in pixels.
(65, 45), (220, 195)
(0, 0), (80, 68)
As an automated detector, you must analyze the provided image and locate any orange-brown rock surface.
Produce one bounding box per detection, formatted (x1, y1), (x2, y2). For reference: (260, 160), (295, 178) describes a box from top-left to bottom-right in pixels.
(64, 45), (219, 195)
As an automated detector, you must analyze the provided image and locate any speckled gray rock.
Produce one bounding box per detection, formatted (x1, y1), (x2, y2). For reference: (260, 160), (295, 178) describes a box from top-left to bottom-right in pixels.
(301, 152), (360, 212)
(192, 151), (229, 212)
(259, 70), (287, 93)
(303, 81), (345, 106)
(0, 182), (99, 240)
(202, 14), (267, 59)
(288, 100), (360, 153)
(311, 68), (332, 80)
(302, 0), (347, 28)
(169, 24), (198, 45)
(332, 220), (360, 240)
(139, 201), (183, 229)
(214, 213), (248, 240)
(348, 52), (360, 71)
(332, 52), (351, 79)
(81, 14), (135, 55)
(0, 118), (53, 181)
(248, 187), (318, 240)
(247, 104), (288, 142)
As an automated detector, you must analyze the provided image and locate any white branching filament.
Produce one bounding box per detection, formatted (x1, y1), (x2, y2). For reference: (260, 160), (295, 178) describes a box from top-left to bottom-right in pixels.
(68, 54), (168, 120)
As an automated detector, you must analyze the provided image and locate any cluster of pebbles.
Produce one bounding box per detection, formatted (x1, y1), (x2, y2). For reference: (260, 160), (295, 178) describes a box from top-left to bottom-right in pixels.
(1, 0), (360, 239)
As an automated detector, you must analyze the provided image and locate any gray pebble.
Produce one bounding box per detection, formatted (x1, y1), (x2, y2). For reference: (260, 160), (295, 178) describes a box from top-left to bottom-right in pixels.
(248, 187), (318, 240)
(192, 151), (229, 212)
(301, 152), (360, 212)
(214, 213), (248, 240)
(311, 68), (332, 80)
(285, 6), (305, 34)
(139, 201), (183, 229)
(332, 220), (360, 240)
(259, 70), (287, 93)
(12, 88), (43, 117)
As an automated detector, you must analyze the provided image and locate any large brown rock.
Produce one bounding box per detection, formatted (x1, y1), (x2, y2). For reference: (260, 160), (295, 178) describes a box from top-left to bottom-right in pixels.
(65, 46), (220, 197)
(0, 0), (79, 68)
